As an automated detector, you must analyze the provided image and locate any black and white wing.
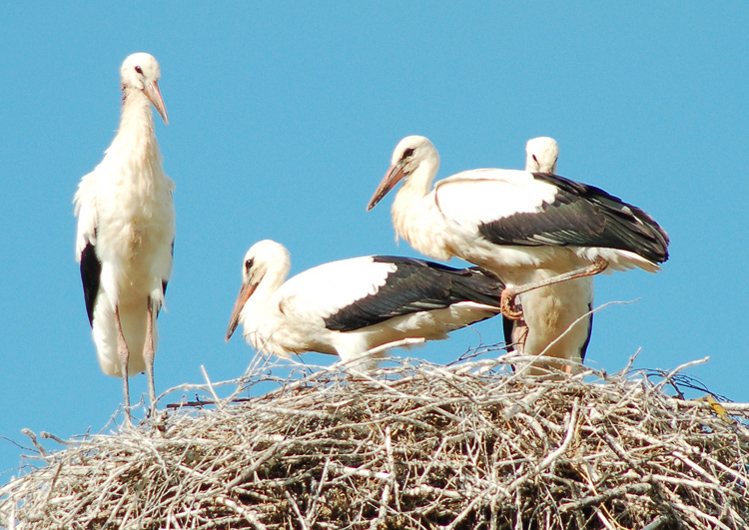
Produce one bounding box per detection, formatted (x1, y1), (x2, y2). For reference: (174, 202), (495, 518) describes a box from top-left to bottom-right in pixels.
(436, 170), (669, 264)
(323, 256), (503, 332)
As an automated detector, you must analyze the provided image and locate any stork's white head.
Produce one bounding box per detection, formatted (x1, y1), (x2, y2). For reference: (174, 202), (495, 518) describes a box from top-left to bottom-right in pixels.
(226, 240), (291, 341)
(120, 53), (169, 125)
(525, 137), (559, 174)
(367, 135), (440, 211)
(239, 240), (290, 286)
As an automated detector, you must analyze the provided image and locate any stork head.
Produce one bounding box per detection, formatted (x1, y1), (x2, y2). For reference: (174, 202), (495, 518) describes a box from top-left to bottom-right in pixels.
(525, 137), (559, 174)
(121, 53), (169, 125)
(367, 135), (440, 211)
(226, 240), (291, 341)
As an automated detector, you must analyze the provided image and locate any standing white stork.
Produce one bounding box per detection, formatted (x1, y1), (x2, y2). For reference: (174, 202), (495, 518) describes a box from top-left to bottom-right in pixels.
(74, 53), (175, 420)
(225, 240), (504, 368)
(501, 137), (595, 372)
(367, 135), (669, 374)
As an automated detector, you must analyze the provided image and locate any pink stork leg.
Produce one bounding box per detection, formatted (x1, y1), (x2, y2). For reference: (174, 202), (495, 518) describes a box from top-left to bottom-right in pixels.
(143, 297), (157, 415)
(115, 306), (132, 425)
(500, 256), (609, 320)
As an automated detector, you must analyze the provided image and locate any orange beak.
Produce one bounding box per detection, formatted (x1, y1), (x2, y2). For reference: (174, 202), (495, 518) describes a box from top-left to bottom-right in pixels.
(145, 80), (169, 125)
(366, 163), (407, 211)
(225, 279), (257, 341)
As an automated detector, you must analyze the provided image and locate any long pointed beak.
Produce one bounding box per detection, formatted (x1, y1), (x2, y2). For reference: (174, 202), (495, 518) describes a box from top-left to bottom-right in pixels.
(225, 280), (257, 342)
(145, 80), (169, 125)
(366, 164), (407, 211)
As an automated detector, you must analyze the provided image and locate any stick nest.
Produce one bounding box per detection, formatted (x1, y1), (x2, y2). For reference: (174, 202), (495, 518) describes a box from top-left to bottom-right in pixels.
(2, 354), (749, 530)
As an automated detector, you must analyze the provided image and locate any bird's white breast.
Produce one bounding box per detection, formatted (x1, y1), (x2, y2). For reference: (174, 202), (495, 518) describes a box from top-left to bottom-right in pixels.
(92, 146), (175, 301)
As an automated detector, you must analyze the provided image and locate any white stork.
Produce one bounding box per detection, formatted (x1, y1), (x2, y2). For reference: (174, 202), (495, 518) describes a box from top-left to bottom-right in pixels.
(225, 240), (504, 368)
(367, 135), (669, 373)
(501, 137), (595, 372)
(74, 53), (174, 420)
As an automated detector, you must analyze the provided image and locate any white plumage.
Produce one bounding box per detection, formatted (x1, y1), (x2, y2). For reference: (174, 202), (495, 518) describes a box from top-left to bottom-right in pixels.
(226, 240), (504, 368)
(74, 53), (174, 418)
(367, 135), (669, 373)
(502, 137), (594, 372)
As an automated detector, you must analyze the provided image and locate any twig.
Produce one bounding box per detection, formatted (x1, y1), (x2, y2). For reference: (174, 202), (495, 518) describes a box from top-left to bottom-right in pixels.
(654, 357), (711, 393)
(20, 429), (47, 457)
(215, 496), (267, 530)
(200, 365), (223, 411)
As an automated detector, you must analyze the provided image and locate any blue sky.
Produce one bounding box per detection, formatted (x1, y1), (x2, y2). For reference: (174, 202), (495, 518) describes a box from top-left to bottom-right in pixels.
(1, 3), (747, 482)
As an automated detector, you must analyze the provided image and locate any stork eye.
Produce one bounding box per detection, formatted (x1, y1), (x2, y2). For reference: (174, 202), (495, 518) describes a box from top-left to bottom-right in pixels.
(245, 258), (254, 271)
(532, 155), (539, 163)
(135, 66), (144, 75)
(402, 148), (415, 159)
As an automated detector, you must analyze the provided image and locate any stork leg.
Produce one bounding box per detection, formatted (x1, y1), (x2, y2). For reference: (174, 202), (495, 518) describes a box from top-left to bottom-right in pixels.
(510, 322), (528, 353)
(500, 256), (608, 320)
(115, 306), (132, 426)
(361, 337), (427, 360)
(143, 297), (157, 415)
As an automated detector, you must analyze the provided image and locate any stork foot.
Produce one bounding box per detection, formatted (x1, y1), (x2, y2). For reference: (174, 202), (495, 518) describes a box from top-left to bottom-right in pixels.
(586, 256), (609, 277)
(500, 288), (524, 321)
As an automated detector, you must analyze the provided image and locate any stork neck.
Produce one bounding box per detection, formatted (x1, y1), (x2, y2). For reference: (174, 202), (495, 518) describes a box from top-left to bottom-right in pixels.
(407, 156), (439, 197)
(241, 263), (290, 329)
(109, 88), (160, 168)
(391, 155), (440, 245)
(391, 181), (452, 261)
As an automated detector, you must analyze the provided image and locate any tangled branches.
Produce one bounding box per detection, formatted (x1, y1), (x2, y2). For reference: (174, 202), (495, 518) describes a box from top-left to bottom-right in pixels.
(2, 355), (748, 529)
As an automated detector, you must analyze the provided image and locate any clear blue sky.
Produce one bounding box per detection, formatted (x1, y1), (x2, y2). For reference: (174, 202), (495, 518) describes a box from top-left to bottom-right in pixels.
(2, 3), (747, 482)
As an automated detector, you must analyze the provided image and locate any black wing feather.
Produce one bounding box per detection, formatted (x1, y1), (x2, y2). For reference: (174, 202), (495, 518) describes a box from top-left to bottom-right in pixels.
(324, 257), (504, 332)
(502, 316), (515, 352)
(80, 242), (102, 327)
(478, 173), (669, 264)
(161, 238), (174, 298)
(578, 301), (594, 363)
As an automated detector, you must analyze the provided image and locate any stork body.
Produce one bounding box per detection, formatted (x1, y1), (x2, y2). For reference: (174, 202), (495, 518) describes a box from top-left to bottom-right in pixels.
(367, 135), (669, 373)
(502, 137), (594, 371)
(226, 240), (504, 368)
(74, 53), (174, 418)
